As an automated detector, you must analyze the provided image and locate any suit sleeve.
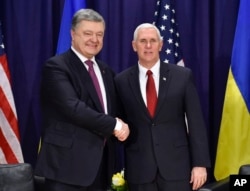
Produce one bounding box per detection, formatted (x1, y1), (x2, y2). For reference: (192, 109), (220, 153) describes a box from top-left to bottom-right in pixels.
(41, 57), (116, 137)
(184, 70), (211, 167)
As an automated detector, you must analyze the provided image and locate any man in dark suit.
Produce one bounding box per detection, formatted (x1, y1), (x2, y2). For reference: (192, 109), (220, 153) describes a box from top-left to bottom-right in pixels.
(115, 23), (211, 191)
(35, 9), (129, 191)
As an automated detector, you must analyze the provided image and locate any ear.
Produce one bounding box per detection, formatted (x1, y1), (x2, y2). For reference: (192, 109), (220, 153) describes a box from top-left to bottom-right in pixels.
(70, 30), (74, 41)
(132, 41), (137, 52)
(159, 40), (163, 51)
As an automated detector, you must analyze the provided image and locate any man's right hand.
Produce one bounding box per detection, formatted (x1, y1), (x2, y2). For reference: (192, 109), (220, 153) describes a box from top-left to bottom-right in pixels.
(113, 118), (130, 141)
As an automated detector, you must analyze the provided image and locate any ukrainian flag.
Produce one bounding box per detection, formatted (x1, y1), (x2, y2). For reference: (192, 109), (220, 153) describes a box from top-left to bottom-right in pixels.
(56, 0), (86, 54)
(214, 0), (250, 180)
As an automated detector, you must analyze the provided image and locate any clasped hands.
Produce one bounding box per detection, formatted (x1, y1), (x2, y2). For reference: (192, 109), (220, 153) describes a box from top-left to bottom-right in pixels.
(113, 118), (130, 141)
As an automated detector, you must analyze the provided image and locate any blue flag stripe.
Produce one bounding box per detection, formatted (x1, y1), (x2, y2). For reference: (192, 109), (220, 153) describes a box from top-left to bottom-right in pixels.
(56, 0), (86, 54)
(231, 0), (250, 112)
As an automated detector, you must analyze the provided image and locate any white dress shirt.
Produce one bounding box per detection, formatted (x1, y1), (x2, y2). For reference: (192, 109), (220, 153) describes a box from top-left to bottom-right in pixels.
(71, 47), (107, 114)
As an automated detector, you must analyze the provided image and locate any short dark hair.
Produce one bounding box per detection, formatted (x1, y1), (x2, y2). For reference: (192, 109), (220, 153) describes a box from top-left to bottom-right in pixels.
(71, 9), (105, 31)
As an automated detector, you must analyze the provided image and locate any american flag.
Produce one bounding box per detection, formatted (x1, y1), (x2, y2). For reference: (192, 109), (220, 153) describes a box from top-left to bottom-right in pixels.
(0, 22), (24, 163)
(153, 0), (184, 66)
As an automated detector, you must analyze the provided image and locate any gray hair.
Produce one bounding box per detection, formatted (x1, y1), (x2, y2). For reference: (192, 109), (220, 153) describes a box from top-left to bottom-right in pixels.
(133, 23), (162, 41)
(71, 9), (105, 30)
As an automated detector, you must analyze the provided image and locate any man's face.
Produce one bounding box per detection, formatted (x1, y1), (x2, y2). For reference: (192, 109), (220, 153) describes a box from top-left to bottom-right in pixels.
(71, 20), (104, 59)
(132, 27), (163, 67)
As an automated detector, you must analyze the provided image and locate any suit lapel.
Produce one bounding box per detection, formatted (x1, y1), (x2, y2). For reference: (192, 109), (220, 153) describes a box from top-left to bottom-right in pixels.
(127, 64), (171, 118)
(69, 51), (104, 113)
(98, 62), (111, 114)
(128, 66), (150, 117)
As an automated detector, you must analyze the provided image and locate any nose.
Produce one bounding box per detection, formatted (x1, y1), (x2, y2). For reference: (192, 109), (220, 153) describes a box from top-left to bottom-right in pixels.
(91, 34), (98, 42)
(146, 41), (152, 48)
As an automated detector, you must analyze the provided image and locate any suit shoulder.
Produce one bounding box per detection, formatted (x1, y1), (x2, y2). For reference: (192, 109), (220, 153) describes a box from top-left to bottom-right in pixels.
(45, 50), (73, 65)
(164, 63), (193, 78)
(95, 58), (116, 77)
(96, 58), (113, 70)
(95, 58), (107, 67)
(166, 63), (191, 73)
(116, 65), (137, 79)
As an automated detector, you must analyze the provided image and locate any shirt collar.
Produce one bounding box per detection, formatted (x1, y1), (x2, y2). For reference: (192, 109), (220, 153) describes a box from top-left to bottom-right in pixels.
(138, 60), (160, 78)
(71, 46), (95, 65)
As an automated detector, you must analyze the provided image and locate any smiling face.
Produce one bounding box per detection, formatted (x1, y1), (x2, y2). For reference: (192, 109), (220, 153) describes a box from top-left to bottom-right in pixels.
(71, 20), (104, 59)
(132, 27), (163, 68)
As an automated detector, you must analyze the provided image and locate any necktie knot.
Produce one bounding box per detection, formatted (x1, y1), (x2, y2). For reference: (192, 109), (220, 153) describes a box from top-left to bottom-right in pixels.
(147, 70), (153, 76)
(85, 60), (94, 68)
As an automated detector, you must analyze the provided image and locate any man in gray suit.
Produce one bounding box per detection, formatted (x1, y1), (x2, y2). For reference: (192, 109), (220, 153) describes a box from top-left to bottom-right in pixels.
(35, 9), (129, 191)
(115, 23), (211, 191)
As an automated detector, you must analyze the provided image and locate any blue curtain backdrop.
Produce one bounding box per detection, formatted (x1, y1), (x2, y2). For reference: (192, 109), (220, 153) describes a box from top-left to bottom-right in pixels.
(0, 0), (239, 181)
(0, 0), (64, 166)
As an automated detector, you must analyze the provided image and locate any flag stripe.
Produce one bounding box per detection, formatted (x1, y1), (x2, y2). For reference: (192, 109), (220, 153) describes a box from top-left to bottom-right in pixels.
(0, 87), (23, 163)
(0, 21), (23, 163)
(0, 87), (20, 139)
(0, 127), (18, 163)
(56, 0), (87, 54)
(0, 53), (11, 81)
(0, 147), (8, 163)
(214, 0), (250, 180)
(0, 87), (20, 140)
(0, 57), (17, 119)
(231, 0), (250, 112)
(214, 69), (250, 179)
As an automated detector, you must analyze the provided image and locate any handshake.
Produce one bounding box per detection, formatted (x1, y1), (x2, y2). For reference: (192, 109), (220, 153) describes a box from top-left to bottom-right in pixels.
(113, 118), (130, 142)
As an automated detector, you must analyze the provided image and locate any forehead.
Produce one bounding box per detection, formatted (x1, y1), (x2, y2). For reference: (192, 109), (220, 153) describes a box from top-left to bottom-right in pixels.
(137, 27), (158, 39)
(76, 20), (105, 32)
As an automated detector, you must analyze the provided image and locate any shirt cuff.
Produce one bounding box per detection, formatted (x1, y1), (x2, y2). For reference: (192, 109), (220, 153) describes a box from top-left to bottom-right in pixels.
(114, 119), (122, 130)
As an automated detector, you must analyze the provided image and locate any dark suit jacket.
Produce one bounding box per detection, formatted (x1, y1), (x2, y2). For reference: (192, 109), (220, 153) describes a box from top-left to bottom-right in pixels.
(35, 49), (118, 187)
(115, 62), (211, 184)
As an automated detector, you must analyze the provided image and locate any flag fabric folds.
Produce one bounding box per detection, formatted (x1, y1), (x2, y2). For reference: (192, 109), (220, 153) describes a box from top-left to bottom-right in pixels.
(214, 0), (250, 180)
(56, 0), (87, 54)
(153, 0), (184, 66)
(0, 22), (24, 164)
